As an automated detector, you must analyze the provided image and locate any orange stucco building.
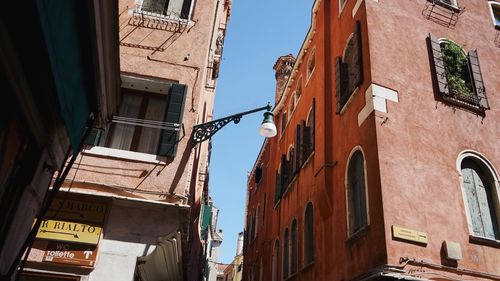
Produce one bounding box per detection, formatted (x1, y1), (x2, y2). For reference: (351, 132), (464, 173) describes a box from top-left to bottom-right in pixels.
(244, 0), (500, 280)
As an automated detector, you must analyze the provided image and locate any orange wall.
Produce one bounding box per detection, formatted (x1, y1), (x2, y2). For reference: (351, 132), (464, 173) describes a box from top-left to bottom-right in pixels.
(365, 0), (500, 275)
(245, 0), (499, 280)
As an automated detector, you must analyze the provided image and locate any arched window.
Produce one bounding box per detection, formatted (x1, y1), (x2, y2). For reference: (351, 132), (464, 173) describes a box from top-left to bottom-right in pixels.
(291, 219), (298, 274)
(460, 154), (499, 240)
(288, 100), (294, 119)
(304, 202), (314, 264)
(272, 239), (280, 281)
(335, 21), (363, 113)
(346, 149), (368, 236)
(283, 228), (289, 279)
(307, 50), (316, 80)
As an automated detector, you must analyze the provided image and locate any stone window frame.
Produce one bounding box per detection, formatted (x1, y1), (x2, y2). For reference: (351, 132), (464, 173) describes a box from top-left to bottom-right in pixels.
(339, 0), (348, 15)
(456, 150), (500, 244)
(488, 1), (500, 30)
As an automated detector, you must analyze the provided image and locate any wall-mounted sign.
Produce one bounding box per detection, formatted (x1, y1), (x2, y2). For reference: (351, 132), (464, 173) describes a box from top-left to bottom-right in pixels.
(36, 219), (102, 245)
(392, 225), (428, 245)
(42, 241), (98, 267)
(45, 199), (106, 223)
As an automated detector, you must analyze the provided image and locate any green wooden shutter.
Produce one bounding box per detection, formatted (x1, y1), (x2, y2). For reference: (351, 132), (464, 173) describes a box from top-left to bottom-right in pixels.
(281, 155), (289, 192)
(335, 57), (343, 113)
(157, 84), (187, 157)
(467, 49), (489, 109)
(428, 33), (449, 96)
(275, 171), (281, 204)
(303, 124), (311, 161)
(255, 166), (262, 184)
(352, 21), (364, 88)
(295, 124), (302, 172)
(462, 167), (485, 236)
(311, 98), (315, 150)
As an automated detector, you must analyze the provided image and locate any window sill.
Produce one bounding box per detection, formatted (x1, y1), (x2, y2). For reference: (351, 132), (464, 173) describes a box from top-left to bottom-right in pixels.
(345, 224), (370, 244)
(82, 146), (167, 165)
(469, 235), (500, 248)
(441, 94), (487, 114)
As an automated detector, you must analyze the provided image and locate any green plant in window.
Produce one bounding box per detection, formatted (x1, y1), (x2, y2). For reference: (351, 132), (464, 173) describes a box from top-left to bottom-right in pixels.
(440, 41), (474, 99)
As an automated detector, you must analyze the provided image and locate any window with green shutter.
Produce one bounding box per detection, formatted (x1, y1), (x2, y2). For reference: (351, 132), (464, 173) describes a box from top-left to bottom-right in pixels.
(336, 22), (363, 113)
(461, 158), (499, 240)
(99, 83), (186, 157)
(428, 35), (489, 111)
(347, 150), (368, 236)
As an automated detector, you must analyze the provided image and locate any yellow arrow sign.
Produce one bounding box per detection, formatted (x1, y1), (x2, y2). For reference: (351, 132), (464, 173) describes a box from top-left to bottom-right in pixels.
(36, 219), (102, 245)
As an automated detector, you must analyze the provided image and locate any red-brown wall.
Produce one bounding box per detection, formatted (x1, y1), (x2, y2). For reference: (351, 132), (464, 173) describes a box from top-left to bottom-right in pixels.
(244, 0), (499, 280)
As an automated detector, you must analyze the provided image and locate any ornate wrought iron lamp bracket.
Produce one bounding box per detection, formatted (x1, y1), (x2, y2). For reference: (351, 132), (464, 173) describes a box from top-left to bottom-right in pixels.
(192, 103), (272, 145)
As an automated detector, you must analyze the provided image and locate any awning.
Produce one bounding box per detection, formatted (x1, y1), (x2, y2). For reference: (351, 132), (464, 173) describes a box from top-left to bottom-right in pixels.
(135, 231), (183, 281)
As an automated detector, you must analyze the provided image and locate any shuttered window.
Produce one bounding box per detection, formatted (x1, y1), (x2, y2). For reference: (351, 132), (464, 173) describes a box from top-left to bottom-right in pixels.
(157, 84), (187, 157)
(347, 150), (368, 236)
(461, 158), (499, 240)
(275, 170), (282, 205)
(281, 112), (287, 135)
(428, 34), (489, 110)
(97, 84), (186, 157)
(291, 219), (298, 274)
(283, 228), (289, 279)
(304, 203), (314, 264)
(272, 240), (280, 281)
(336, 21), (363, 113)
(255, 166), (262, 184)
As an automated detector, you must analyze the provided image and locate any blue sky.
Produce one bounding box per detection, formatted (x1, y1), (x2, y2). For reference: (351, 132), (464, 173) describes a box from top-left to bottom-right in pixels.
(210, 0), (314, 264)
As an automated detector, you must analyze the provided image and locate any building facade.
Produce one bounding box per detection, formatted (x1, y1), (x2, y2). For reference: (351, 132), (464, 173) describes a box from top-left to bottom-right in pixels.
(223, 232), (244, 281)
(20, 0), (231, 280)
(0, 1), (120, 280)
(203, 198), (223, 281)
(244, 0), (499, 280)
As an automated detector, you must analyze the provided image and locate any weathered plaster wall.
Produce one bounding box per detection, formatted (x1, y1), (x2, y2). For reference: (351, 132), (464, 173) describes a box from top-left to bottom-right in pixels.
(365, 0), (500, 276)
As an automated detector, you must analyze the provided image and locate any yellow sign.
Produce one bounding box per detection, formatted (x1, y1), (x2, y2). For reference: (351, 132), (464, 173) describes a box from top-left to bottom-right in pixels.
(36, 219), (102, 245)
(392, 225), (428, 244)
(45, 199), (106, 223)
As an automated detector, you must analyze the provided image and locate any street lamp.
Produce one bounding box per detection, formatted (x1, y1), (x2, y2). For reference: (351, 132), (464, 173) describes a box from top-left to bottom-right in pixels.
(192, 103), (277, 144)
